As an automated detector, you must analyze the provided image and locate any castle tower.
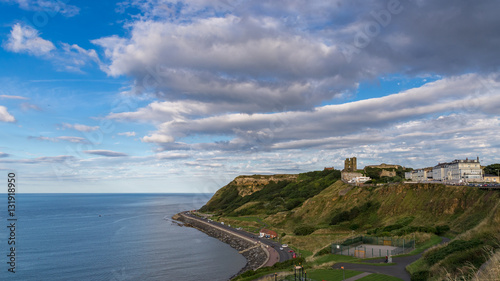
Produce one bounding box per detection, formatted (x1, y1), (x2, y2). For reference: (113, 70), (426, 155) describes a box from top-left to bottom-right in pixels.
(344, 157), (357, 172)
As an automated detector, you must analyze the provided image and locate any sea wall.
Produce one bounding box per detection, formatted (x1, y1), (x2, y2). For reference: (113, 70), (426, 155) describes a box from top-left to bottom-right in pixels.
(174, 213), (268, 278)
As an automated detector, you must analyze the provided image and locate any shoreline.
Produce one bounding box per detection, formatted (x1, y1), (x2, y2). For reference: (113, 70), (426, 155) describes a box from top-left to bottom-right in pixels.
(173, 212), (270, 280)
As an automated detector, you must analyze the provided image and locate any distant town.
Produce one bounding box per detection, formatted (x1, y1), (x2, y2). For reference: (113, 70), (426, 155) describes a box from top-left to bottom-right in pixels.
(336, 157), (500, 186)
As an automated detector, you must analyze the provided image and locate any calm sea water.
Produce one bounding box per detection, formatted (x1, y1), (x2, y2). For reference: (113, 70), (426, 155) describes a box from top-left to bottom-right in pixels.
(1, 194), (246, 281)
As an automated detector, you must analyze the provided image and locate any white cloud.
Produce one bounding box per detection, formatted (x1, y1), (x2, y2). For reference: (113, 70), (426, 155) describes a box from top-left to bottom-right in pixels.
(142, 133), (174, 143)
(0, 95), (28, 100)
(138, 73), (500, 151)
(0, 155), (76, 164)
(20, 102), (41, 111)
(58, 43), (102, 73)
(61, 123), (99, 132)
(118, 131), (136, 137)
(30, 136), (90, 144)
(4, 23), (55, 56)
(2, 0), (80, 16)
(0, 106), (16, 122)
(93, 15), (362, 112)
(83, 150), (128, 157)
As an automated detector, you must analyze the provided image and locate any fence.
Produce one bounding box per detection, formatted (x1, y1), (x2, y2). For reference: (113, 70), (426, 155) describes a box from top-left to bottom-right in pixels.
(331, 235), (415, 258)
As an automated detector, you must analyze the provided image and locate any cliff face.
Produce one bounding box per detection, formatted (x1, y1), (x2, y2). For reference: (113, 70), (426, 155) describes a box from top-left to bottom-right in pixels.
(233, 175), (298, 197)
(200, 170), (341, 214)
(202, 174), (298, 210)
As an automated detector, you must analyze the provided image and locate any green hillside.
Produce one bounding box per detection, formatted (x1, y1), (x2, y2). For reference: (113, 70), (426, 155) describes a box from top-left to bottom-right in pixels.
(199, 170), (500, 280)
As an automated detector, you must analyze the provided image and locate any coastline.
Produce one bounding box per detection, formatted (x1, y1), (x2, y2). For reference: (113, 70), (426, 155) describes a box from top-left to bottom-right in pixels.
(173, 212), (270, 279)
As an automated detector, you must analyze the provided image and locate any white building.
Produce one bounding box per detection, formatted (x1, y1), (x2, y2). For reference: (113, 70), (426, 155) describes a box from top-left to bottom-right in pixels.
(406, 168), (432, 182)
(433, 157), (482, 183)
(348, 176), (371, 184)
(448, 158), (482, 182)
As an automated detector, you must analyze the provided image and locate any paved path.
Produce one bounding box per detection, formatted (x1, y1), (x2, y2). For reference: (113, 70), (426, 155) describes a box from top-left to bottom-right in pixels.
(180, 212), (292, 268)
(345, 272), (372, 280)
(332, 237), (450, 281)
(263, 245), (281, 267)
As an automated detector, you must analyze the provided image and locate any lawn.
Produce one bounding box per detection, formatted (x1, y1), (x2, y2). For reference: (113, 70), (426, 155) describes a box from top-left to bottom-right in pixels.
(357, 273), (403, 281)
(295, 269), (361, 280)
(310, 254), (358, 266)
(281, 269), (403, 281)
(408, 235), (442, 255)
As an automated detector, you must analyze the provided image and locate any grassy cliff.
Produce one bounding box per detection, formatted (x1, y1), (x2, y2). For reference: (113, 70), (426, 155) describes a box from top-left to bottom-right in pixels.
(200, 170), (500, 280)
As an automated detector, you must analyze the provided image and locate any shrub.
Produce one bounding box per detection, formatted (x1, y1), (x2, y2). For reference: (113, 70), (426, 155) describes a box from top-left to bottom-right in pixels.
(349, 224), (360, 230)
(314, 246), (331, 257)
(435, 225), (450, 235)
(330, 211), (350, 225)
(294, 226), (316, 236)
(285, 198), (304, 210)
(424, 239), (483, 265)
(411, 271), (429, 281)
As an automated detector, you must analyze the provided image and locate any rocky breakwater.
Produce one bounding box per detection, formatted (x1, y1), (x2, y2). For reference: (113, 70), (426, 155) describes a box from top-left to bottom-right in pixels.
(173, 213), (269, 278)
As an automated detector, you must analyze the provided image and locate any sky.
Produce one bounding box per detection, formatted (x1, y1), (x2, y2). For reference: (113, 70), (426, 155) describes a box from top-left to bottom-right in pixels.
(0, 0), (499, 193)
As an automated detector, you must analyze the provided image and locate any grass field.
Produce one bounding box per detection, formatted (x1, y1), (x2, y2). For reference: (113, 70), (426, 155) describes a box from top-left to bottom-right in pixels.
(280, 269), (403, 281)
(357, 273), (403, 281)
(296, 269), (360, 280)
(408, 235), (442, 255)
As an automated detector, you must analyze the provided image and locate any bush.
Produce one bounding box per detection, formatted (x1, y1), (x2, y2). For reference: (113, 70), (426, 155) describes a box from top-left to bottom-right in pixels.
(424, 239), (483, 265)
(349, 224), (360, 230)
(314, 246), (331, 257)
(411, 271), (429, 281)
(330, 211), (350, 225)
(294, 226), (316, 236)
(441, 247), (486, 271)
(435, 225), (450, 235)
(285, 198), (304, 210)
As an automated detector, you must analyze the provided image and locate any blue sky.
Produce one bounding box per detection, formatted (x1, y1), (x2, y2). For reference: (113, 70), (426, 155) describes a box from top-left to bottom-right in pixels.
(1, 0), (499, 193)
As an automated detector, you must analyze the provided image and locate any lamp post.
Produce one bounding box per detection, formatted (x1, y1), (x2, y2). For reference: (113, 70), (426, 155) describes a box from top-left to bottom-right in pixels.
(274, 272), (277, 281)
(341, 266), (345, 280)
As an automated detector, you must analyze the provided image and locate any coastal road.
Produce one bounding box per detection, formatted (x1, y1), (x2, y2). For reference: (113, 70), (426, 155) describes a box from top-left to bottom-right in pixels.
(182, 212), (293, 264)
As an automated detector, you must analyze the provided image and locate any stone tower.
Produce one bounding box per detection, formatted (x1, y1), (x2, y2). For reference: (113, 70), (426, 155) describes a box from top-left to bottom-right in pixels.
(344, 157), (357, 172)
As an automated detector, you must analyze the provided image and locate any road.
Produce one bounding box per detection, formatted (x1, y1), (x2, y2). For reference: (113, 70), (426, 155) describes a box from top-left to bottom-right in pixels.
(181, 211), (293, 264)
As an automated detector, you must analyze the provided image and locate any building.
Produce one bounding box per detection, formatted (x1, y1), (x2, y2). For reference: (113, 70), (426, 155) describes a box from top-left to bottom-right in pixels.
(483, 174), (500, 183)
(343, 157), (357, 172)
(259, 229), (277, 239)
(406, 168), (433, 182)
(448, 158), (482, 182)
(342, 172), (364, 182)
(415, 168), (433, 182)
(324, 167), (335, 171)
(432, 162), (449, 181)
(432, 157), (482, 183)
(364, 163), (401, 178)
(348, 176), (371, 184)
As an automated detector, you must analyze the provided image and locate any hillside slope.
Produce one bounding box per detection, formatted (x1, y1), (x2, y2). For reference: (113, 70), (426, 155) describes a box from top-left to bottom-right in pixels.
(200, 171), (500, 280)
(268, 181), (498, 235)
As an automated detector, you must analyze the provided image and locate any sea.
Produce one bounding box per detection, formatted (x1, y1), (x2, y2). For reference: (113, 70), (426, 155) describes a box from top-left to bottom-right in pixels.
(1, 193), (247, 281)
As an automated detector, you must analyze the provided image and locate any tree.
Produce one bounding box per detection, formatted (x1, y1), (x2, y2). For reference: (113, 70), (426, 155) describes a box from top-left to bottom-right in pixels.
(484, 163), (500, 176)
